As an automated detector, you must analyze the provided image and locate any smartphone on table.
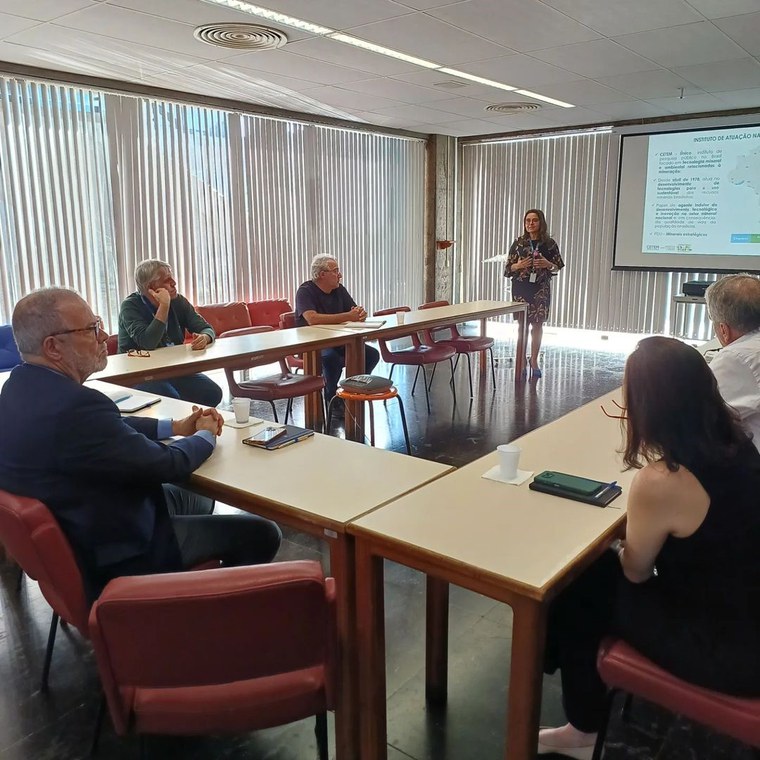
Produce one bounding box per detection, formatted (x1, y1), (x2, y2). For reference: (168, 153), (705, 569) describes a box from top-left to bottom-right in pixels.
(242, 426), (287, 447)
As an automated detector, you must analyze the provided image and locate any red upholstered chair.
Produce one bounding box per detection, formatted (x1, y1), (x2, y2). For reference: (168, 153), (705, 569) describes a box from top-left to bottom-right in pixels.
(0, 489), (90, 691)
(89, 561), (336, 759)
(105, 334), (119, 356)
(220, 326), (325, 424)
(279, 310), (304, 373)
(248, 299), (292, 329)
(418, 300), (496, 397)
(593, 638), (760, 758)
(373, 307), (456, 413)
(196, 302), (252, 336)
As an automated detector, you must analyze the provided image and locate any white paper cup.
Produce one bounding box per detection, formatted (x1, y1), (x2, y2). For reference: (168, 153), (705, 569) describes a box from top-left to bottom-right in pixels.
(496, 443), (521, 480)
(397, 311), (405, 325)
(232, 398), (250, 424)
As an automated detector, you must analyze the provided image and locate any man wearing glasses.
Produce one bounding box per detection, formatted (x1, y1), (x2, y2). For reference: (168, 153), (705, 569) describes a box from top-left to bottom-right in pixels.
(0, 288), (281, 602)
(118, 259), (222, 407)
(295, 253), (379, 403)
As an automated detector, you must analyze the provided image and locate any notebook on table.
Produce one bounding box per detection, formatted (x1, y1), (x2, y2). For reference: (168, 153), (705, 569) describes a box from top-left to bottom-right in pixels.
(102, 388), (162, 414)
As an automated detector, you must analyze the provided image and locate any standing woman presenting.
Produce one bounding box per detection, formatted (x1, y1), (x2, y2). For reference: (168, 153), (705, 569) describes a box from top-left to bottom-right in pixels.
(504, 209), (564, 378)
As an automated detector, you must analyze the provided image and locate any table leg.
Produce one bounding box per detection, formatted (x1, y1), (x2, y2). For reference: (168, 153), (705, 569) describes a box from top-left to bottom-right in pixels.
(329, 533), (360, 760)
(425, 575), (449, 704)
(343, 336), (366, 442)
(356, 540), (388, 760)
(303, 350), (323, 430)
(505, 597), (547, 760)
(514, 309), (528, 378)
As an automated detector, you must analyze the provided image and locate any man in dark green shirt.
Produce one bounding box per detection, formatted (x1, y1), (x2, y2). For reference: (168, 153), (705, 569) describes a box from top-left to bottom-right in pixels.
(118, 259), (223, 407)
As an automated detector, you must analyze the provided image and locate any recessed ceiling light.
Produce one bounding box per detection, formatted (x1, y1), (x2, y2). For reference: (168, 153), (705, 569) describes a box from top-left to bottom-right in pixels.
(328, 33), (440, 69)
(437, 68), (516, 92)
(514, 89), (574, 108)
(201, 0), (333, 36)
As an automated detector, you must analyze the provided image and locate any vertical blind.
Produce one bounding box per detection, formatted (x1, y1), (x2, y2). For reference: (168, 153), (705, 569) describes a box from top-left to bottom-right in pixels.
(459, 131), (715, 340)
(0, 74), (426, 329)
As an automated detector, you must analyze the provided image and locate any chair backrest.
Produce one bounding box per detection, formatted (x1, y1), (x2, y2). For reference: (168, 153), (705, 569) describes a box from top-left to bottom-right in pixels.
(0, 324), (21, 371)
(418, 300), (449, 310)
(196, 302), (252, 337)
(373, 306), (411, 317)
(248, 299), (292, 329)
(219, 326), (290, 393)
(417, 301), (455, 343)
(0, 490), (90, 635)
(105, 334), (119, 355)
(89, 560), (336, 736)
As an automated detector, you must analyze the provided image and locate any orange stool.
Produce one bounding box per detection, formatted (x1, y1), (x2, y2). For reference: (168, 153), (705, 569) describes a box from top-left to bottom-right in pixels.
(326, 386), (411, 455)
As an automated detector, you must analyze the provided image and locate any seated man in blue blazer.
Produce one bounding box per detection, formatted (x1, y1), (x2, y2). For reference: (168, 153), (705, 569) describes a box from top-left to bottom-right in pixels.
(0, 287), (281, 601)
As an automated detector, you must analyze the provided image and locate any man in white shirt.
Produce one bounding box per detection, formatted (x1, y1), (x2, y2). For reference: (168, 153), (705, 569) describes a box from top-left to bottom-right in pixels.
(705, 274), (760, 450)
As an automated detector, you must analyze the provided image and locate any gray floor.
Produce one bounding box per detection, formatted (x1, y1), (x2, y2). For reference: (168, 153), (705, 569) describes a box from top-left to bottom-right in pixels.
(0, 335), (755, 759)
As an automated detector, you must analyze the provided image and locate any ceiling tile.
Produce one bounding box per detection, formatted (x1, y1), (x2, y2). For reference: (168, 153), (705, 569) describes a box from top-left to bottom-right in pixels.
(714, 12), (760, 56)
(594, 69), (702, 99)
(540, 0), (702, 37)
(645, 91), (726, 114)
(423, 117), (510, 135)
(535, 78), (634, 105)
(427, 96), (499, 118)
(3, 23), (204, 79)
(684, 0), (760, 19)
(0, 13), (39, 39)
(0, 0), (94, 22)
(299, 84), (398, 111)
(351, 109), (416, 127)
(285, 36), (418, 76)
(673, 57), (760, 92)
(463, 54), (580, 88)
(533, 40), (659, 79)
(614, 22), (747, 68)
(482, 113), (558, 131)
(338, 77), (463, 103)
(366, 102), (462, 124)
(230, 0), (412, 30)
(189, 60), (320, 92)
(104, 0), (285, 26)
(227, 49), (373, 85)
(586, 100), (667, 120)
(428, 0), (600, 53)
(714, 87), (760, 108)
(393, 0), (468, 8)
(55, 3), (241, 60)
(346, 12), (512, 66)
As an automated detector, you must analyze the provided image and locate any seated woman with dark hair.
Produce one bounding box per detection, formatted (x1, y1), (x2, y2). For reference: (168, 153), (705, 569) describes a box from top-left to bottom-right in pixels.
(538, 336), (760, 759)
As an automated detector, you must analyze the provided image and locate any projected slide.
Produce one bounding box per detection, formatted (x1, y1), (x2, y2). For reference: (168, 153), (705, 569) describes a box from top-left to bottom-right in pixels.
(614, 121), (760, 272)
(643, 127), (760, 255)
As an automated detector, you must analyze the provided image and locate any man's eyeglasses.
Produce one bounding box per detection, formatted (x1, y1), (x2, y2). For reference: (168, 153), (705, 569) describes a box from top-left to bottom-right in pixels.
(325, 267), (341, 275)
(49, 317), (104, 339)
(600, 399), (627, 420)
(127, 349), (151, 358)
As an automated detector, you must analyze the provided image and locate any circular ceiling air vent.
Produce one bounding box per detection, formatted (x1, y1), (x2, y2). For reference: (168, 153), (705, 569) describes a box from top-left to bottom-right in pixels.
(193, 23), (288, 50)
(485, 102), (542, 114)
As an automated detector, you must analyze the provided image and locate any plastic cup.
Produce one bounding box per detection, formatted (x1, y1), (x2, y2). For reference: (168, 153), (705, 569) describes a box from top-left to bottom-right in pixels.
(397, 311), (405, 325)
(496, 443), (521, 480)
(232, 398), (250, 424)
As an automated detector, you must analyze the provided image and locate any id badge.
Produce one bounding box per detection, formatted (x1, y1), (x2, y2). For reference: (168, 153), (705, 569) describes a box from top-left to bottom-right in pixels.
(529, 272), (537, 283)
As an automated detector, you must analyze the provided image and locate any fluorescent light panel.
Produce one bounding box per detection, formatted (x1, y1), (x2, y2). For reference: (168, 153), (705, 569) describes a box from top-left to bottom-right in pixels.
(200, 0), (574, 107)
(438, 67), (516, 92)
(201, 0), (334, 35)
(514, 89), (574, 108)
(328, 33), (439, 69)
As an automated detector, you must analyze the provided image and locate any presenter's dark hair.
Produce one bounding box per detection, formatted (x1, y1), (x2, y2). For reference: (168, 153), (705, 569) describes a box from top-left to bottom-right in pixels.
(622, 336), (748, 471)
(520, 209), (548, 242)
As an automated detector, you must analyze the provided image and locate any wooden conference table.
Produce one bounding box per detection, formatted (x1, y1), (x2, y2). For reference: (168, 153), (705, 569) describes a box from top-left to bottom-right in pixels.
(350, 389), (633, 760)
(316, 300), (528, 441)
(92, 300), (527, 438)
(90, 382), (453, 760)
